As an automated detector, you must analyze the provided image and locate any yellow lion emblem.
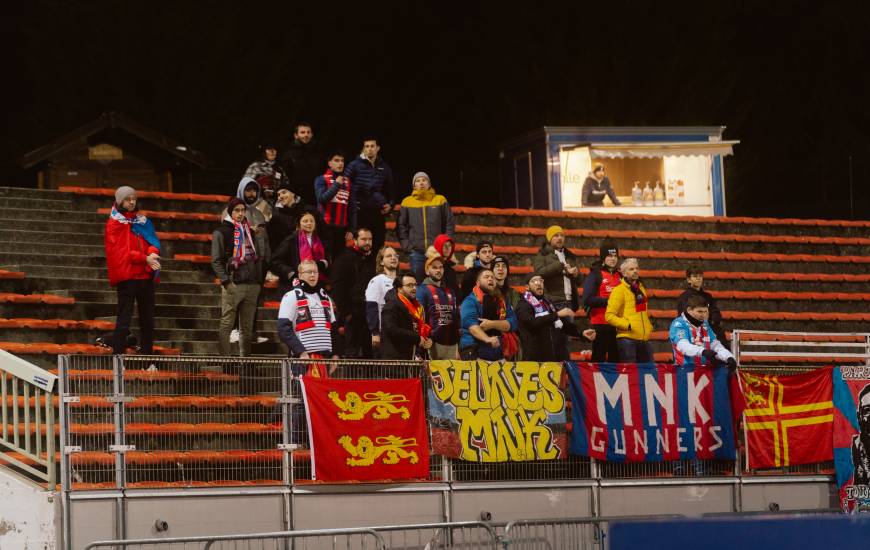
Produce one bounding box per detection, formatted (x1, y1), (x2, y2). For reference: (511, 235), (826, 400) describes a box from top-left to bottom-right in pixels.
(328, 391), (411, 420)
(338, 435), (419, 466)
(741, 372), (770, 408)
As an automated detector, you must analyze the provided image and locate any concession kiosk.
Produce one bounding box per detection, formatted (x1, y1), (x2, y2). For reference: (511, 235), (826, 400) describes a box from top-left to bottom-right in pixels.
(498, 126), (738, 216)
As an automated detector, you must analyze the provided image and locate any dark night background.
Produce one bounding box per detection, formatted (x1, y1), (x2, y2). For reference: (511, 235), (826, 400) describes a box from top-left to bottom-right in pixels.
(4, 1), (869, 219)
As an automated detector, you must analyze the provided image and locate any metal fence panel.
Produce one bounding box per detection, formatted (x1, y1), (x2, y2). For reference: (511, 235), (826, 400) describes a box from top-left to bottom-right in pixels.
(83, 528), (386, 550)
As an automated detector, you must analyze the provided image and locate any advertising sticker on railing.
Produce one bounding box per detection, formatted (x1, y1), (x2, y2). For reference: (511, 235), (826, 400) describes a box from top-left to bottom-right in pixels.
(566, 362), (739, 462)
(427, 360), (567, 462)
(833, 366), (870, 513)
(301, 377), (430, 481)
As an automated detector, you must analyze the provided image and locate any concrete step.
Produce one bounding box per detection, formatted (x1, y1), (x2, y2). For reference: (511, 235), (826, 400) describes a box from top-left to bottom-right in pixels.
(70, 290), (224, 307)
(0, 302), (79, 318)
(0, 196), (73, 210)
(454, 210), (870, 238)
(0, 208), (105, 223)
(0, 253), (202, 271)
(159, 339), (285, 355)
(0, 264), (211, 284)
(70, 193), (228, 216)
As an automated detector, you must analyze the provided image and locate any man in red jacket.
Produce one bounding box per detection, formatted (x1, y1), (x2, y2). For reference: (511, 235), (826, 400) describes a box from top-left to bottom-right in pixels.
(103, 186), (161, 355)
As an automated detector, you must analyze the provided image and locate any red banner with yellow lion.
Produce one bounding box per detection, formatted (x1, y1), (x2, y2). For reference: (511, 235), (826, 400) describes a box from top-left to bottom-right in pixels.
(300, 377), (430, 481)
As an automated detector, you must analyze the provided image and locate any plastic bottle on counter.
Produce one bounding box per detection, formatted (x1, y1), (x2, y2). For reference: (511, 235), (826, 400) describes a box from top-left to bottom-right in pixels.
(676, 179), (686, 205)
(653, 181), (665, 206)
(631, 181), (643, 205)
(666, 180), (676, 205)
(642, 182), (654, 207)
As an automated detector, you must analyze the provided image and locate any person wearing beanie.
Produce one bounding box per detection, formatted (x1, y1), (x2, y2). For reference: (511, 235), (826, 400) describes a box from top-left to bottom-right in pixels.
(581, 164), (621, 207)
(266, 180), (311, 251)
(583, 241), (621, 362)
(532, 225), (582, 311)
(416, 255), (459, 360)
(103, 186), (161, 355)
(243, 141), (289, 204)
(314, 149), (356, 259)
(460, 240), (494, 301)
(397, 171), (456, 283)
(344, 136), (395, 253)
(491, 255), (521, 311)
(676, 265), (725, 344)
(211, 196), (270, 357)
(426, 234), (459, 295)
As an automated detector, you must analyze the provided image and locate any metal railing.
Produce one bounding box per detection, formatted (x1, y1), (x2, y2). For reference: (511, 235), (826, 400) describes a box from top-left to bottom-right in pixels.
(733, 329), (870, 370)
(83, 527), (386, 550)
(501, 515), (684, 549)
(52, 352), (853, 491)
(0, 349), (57, 485)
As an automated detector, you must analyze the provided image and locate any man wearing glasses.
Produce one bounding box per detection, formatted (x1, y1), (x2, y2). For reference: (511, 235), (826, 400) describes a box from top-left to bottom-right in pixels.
(277, 260), (338, 360)
(380, 272), (433, 360)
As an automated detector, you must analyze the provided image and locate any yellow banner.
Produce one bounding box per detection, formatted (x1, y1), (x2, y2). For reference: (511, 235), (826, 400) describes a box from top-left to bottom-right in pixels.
(428, 360), (567, 462)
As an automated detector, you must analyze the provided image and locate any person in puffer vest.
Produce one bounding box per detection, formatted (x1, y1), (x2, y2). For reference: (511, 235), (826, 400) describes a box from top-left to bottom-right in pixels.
(397, 171), (455, 283)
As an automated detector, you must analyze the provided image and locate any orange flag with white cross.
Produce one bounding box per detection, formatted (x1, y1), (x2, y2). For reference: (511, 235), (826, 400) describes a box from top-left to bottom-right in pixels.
(740, 367), (834, 469)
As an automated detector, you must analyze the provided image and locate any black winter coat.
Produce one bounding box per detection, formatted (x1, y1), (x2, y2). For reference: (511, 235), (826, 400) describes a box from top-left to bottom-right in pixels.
(515, 297), (578, 362)
(270, 230), (331, 294)
(329, 246), (376, 317)
(380, 288), (422, 360)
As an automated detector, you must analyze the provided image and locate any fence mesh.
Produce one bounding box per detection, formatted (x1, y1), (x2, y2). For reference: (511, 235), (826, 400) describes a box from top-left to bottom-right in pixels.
(55, 355), (845, 490)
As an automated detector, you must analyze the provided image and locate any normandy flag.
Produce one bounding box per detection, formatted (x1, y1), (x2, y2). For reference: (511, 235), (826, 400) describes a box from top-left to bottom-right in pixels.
(740, 367), (834, 469)
(300, 377), (430, 481)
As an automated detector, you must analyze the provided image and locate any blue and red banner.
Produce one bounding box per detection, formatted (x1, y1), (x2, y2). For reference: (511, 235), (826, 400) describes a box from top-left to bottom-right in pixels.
(833, 366), (870, 512)
(566, 362), (738, 462)
(301, 377), (430, 481)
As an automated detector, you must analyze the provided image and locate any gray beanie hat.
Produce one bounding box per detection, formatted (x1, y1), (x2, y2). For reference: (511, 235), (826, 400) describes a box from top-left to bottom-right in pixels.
(411, 172), (430, 186)
(115, 185), (136, 205)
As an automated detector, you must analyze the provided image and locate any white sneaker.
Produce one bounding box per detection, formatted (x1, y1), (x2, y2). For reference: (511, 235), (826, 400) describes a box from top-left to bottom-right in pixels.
(229, 329), (240, 343)
(256, 336), (269, 344)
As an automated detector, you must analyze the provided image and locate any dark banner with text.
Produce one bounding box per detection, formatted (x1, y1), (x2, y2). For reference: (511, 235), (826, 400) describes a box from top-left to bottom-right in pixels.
(567, 362), (739, 462)
(427, 360), (567, 462)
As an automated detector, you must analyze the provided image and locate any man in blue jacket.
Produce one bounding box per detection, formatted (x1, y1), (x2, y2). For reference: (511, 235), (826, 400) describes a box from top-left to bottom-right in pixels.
(459, 268), (518, 361)
(344, 137), (395, 253)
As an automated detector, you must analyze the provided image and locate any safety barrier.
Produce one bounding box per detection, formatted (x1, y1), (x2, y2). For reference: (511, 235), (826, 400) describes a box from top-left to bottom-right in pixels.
(52, 352), (859, 491)
(0, 349), (57, 484)
(83, 527), (386, 550)
(501, 515), (684, 549)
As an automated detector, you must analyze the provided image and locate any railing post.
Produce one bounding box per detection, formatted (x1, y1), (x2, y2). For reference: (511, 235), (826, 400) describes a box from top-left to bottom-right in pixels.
(47, 388), (56, 487)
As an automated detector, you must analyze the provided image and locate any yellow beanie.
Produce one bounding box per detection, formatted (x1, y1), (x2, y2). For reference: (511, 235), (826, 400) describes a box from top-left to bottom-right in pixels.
(546, 225), (564, 242)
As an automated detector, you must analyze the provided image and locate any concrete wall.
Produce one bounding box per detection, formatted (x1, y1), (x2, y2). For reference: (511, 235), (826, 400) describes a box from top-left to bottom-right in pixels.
(0, 468), (59, 550)
(59, 479), (835, 549)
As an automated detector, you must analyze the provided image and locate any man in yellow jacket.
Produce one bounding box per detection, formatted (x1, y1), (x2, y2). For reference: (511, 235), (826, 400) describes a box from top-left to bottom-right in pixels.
(605, 258), (654, 363)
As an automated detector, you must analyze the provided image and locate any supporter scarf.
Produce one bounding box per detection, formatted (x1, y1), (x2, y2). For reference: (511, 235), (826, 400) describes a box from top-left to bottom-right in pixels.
(473, 285), (506, 322)
(411, 187), (436, 203)
(225, 214), (257, 269)
(521, 290), (556, 317)
(297, 231), (326, 263)
(398, 292), (432, 339)
(110, 205), (161, 250)
(628, 280), (646, 305)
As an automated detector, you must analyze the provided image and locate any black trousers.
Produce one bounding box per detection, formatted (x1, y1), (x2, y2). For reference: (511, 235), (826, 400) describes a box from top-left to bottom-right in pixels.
(358, 207), (386, 254)
(591, 324), (619, 363)
(111, 279), (155, 354)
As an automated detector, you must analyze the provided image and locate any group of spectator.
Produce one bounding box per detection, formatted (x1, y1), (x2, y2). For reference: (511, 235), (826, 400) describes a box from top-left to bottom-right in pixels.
(103, 122), (736, 371)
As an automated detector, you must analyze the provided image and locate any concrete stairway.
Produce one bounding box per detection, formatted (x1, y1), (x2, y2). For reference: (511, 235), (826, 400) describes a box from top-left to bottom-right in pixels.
(1, 185), (869, 369)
